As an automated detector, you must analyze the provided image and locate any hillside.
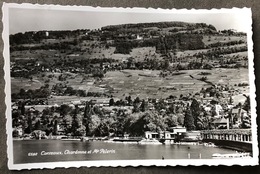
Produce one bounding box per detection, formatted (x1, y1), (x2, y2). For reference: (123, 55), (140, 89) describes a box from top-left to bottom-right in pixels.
(10, 21), (247, 58)
(9, 21), (248, 80)
(9, 21), (251, 137)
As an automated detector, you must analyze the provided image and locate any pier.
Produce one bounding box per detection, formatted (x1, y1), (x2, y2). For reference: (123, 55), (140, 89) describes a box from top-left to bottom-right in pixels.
(201, 129), (252, 152)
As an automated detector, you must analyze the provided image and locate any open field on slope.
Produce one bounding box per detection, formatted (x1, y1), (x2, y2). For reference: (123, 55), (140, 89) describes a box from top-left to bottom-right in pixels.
(175, 44), (247, 58)
(202, 35), (247, 45)
(11, 77), (44, 94)
(11, 68), (249, 101)
(100, 68), (249, 99)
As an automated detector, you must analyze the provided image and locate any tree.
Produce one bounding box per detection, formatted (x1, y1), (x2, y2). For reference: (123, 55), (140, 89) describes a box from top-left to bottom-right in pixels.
(243, 96), (250, 112)
(12, 109), (20, 127)
(196, 112), (213, 130)
(177, 113), (185, 126)
(143, 111), (166, 133)
(229, 96), (234, 104)
(63, 115), (72, 134)
(134, 97), (141, 104)
(60, 104), (71, 117)
(184, 108), (195, 131)
(53, 119), (58, 135)
(19, 89), (26, 99)
(167, 104), (176, 114)
(125, 96), (132, 105)
(64, 87), (76, 96)
(34, 120), (41, 130)
(165, 114), (178, 128)
(114, 109), (127, 136)
(208, 24), (217, 31)
(18, 101), (25, 115)
(83, 102), (92, 136)
(12, 129), (19, 137)
(190, 99), (201, 130)
(109, 98), (114, 106)
(140, 99), (147, 112)
(127, 57), (134, 69)
(162, 59), (170, 70)
(89, 115), (101, 135)
(24, 115), (33, 134)
(241, 113), (251, 128)
(146, 122), (158, 132)
(71, 105), (80, 136)
(133, 97), (141, 113)
(126, 114), (145, 136)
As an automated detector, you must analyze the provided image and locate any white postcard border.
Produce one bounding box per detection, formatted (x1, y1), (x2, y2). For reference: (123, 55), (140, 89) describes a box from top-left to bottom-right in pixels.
(2, 3), (258, 170)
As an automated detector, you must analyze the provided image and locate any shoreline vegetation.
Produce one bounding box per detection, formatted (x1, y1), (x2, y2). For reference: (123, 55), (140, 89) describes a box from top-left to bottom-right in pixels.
(10, 21), (251, 148)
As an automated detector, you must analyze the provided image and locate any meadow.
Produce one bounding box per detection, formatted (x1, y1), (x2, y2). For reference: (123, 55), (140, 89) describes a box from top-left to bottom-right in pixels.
(11, 67), (249, 102)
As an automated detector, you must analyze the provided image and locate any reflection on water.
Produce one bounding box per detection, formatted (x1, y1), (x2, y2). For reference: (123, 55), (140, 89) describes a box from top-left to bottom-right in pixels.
(13, 140), (236, 164)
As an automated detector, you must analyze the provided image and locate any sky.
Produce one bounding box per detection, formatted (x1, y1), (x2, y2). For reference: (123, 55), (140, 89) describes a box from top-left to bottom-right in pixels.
(8, 6), (251, 35)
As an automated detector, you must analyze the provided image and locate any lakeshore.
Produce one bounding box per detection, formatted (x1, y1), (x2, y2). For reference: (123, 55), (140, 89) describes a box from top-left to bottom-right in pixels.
(13, 139), (237, 164)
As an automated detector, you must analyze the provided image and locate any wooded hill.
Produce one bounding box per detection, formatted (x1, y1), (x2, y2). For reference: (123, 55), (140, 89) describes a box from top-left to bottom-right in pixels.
(9, 21), (247, 61)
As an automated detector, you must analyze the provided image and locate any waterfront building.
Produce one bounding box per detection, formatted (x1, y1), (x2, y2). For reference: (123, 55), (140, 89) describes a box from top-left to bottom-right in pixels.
(144, 126), (187, 140)
(144, 131), (159, 139)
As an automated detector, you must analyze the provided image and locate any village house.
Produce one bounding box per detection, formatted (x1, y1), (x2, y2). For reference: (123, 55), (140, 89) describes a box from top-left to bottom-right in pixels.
(212, 117), (229, 129)
(136, 34), (143, 40)
(231, 108), (247, 125)
(106, 39), (114, 44)
(171, 126), (187, 134)
(214, 104), (223, 116)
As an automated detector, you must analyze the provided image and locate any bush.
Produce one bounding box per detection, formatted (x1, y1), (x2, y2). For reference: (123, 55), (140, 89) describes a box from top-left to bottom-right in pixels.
(198, 72), (212, 76)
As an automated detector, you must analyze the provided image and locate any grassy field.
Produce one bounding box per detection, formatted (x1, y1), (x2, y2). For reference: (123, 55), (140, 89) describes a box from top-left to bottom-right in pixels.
(100, 68), (249, 99)
(11, 68), (249, 101)
(175, 44), (247, 58)
(11, 77), (44, 94)
(130, 47), (161, 60)
(223, 51), (248, 57)
(202, 35), (246, 45)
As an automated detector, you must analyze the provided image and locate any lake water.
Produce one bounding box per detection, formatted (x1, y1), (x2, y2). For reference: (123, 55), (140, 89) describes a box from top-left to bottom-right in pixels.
(13, 140), (236, 164)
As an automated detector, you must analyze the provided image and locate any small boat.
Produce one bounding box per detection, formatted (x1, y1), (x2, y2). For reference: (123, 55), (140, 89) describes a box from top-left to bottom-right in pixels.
(104, 138), (115, 143)
(176, 142), (200, 145)
(212, 152), (251, 159)
(139, 139), (162, 145)
(60, 136), (81, 141)
(113, 137), (142, 143)
(203, 142), (217, 147)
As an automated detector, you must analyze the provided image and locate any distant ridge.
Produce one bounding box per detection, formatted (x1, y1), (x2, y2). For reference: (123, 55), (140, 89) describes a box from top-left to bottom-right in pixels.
(101, 21), (216, 31)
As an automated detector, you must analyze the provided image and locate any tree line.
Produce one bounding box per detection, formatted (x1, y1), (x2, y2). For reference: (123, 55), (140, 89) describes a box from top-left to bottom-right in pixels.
(12, 90), (251, 138)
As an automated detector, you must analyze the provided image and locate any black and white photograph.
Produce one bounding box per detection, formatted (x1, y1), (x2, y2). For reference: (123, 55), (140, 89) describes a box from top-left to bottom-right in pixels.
(2, 3), (258, 170)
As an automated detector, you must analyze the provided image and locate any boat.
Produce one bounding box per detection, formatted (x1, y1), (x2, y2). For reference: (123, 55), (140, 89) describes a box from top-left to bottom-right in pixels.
(104, 138), (115, 143)
(212, 152), (251, 159)
(138, 139), (162, 145)
(60, 136), (81, 141)
(113, 137), (142, 143)
(175, 141), (200, 145)
(203, 142), (217, 147)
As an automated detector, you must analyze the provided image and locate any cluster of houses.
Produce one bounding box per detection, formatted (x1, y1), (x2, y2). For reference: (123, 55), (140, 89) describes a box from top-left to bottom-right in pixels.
(143, 126), (201, 143)
(12, 85), (249, 141)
